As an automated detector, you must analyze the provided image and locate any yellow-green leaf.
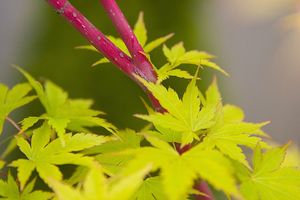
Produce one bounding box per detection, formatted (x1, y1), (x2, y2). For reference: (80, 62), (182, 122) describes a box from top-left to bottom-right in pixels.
(0, 82), (36, 134)
(48, 165), (151, 200)
(11, 123), (107, 185)
(238, 145), (300, 200)
(134, 12), (147, 46)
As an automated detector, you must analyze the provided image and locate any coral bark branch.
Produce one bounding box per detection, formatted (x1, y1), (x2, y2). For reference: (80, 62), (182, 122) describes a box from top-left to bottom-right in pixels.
(46, 0), (163, 111)
(47, 0), (137, 79)
(100, 0), (157, 82)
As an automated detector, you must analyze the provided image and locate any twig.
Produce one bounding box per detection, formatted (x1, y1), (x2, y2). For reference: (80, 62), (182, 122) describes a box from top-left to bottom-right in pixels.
(5, 117), (21, 131)
(47, 0), (137, 80)
(5, 117), (30, 141)
(99, 0), (157, 82)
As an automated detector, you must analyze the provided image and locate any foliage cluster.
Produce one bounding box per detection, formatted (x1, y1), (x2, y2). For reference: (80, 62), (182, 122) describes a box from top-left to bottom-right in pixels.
(0, 10), (300, 200)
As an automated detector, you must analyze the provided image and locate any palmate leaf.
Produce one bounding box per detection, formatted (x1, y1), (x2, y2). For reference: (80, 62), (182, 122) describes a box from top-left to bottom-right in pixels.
(236, 145), (300, 200)
(76, 12), (173, 67)
(202, 103), (269, 166)
(135, 76), (219, 145)
(0, 82), (36, 134)
(48, 164), (151, 200)
(201, 81), (269, 166)
(156, 43), (228, 82)
(157, 64), (194, 82)
(138, 75), (268, 165)
(10, 123), (108, 188)
(122, 136), (238, 200)
(0, 173), (52, 200)
(16, 67), (116, 143)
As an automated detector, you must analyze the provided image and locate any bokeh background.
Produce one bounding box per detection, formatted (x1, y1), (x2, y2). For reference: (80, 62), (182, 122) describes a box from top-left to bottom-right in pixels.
(0, 0), (299, 147)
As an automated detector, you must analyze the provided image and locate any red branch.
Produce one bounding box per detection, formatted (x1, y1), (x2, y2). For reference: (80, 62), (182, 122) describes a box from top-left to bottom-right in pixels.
(100, 0), (157, 83)
(46, 0), (164, 111)
(46, 0), (214, 198)
(47, 0), (136, 80)
(194, 181), (215, 200)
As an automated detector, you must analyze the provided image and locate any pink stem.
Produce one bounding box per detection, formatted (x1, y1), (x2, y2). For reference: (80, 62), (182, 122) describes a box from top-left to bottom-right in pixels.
(99, 0), (157, 82)
(46, 0), (164, 111)
(175, 143), (192, 155)
(194, 181), (215, 200)
(47, 0), (137, 79)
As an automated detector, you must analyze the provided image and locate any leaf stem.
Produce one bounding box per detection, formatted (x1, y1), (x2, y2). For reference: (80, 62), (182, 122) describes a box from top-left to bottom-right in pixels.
(194, 181), (215, 200)
(5, 117), (21, 132)
(5, 117), (30, 141)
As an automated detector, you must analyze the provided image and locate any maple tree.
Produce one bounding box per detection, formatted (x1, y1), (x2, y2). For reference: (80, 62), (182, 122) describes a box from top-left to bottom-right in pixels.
(0, 0), (299, 200)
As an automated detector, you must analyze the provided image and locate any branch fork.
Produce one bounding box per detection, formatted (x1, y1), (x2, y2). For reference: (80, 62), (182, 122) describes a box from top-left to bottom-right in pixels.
(46, 0), (213, 199)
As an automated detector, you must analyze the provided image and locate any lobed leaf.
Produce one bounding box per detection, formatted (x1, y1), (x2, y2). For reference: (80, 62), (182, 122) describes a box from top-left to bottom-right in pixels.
(121, 136), (238, 200)
(17, 68), (116, 142)
(156, 43), (227, 82)
(0, 82), (36, 134)
(237, 145), (300, 200)
(11, 123), (108, 187)
(136, 76), (219, 145)
(0, 173), (52, 200)
(48, 164), (151, 200)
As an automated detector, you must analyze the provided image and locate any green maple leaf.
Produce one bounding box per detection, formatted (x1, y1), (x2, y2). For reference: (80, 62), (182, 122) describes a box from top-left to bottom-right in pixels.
(0, 83), (36, 134)
(236, 144), (300, 200)
(48, 164), (151, 200)
(0, 173), (52, 200)
(84, 129), (142, 175)
(135, 76), (219, 145)
(202, 103), (269, 166)
(84, 129), (142, 154)
(200, 79), (269, 166)
(16, 67), (116, 143)
(76, 12), (173, 67)
(10, 123), (108, 188)
(122, 136), (238, 200)
(156, 65), (194, 83)
(130, 177), (168, 200)
(156, 42), (228, 82)
(137, 74), (268, 165)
